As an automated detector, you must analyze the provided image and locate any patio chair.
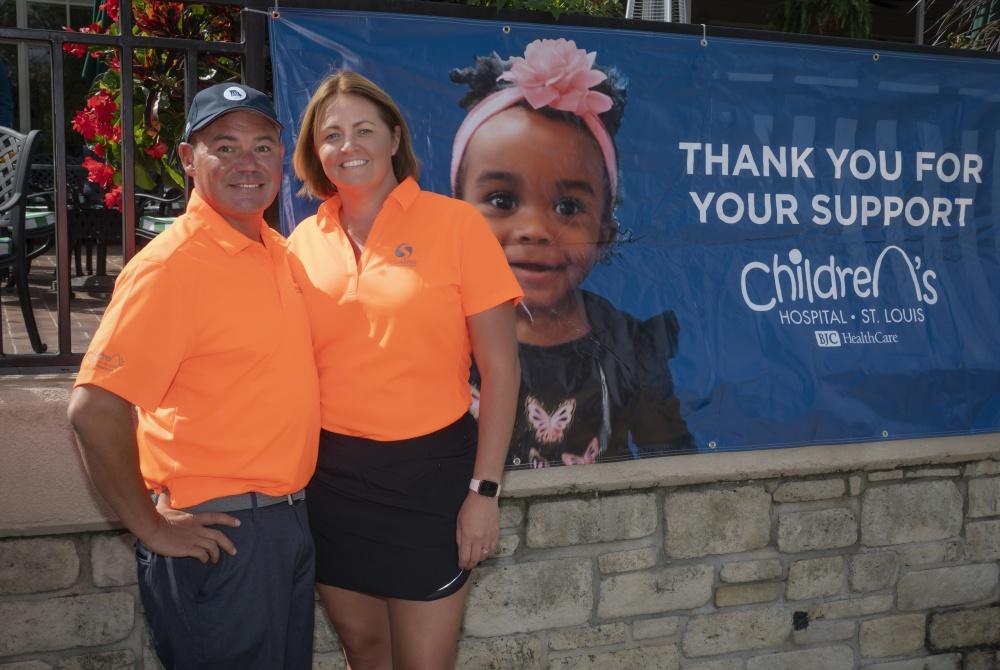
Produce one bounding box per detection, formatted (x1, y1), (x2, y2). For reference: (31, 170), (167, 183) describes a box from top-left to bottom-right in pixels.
(0, 126), (46, 354)
(27, 162), (118, 277)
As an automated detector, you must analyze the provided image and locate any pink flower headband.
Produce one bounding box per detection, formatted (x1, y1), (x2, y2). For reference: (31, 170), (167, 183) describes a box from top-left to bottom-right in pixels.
(450, 38), (618, 200)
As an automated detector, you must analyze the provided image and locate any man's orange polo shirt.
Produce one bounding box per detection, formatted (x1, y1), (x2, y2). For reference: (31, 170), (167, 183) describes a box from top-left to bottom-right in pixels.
(288, 177), (522, 440)
(75, 191), (320, 508)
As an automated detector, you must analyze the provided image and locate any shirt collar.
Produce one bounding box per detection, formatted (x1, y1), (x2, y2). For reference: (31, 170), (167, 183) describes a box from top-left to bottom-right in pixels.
(185, 189), (269, 256)
(317, 176), (421, 232)
(388, 176), (420, 210)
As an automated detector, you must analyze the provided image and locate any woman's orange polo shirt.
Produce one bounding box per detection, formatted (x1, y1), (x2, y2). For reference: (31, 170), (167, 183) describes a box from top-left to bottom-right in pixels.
(288, 178), (522, 440)
(75, 192), (320, 508)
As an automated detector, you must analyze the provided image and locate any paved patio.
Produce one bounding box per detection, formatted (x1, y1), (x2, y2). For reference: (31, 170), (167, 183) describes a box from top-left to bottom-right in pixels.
(0, 248), (121, 357)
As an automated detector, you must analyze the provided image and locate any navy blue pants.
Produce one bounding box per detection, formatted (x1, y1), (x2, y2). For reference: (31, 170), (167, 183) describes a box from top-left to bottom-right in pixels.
(137, 499), (315, 669)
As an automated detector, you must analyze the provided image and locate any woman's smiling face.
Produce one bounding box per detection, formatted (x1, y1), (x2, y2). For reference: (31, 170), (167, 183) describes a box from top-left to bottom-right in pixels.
(459, 107), (611, 311)
(313, 93), (400, 194)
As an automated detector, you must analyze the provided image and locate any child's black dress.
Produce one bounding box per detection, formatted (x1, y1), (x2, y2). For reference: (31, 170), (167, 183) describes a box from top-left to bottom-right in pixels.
(472, 290), (694, 468)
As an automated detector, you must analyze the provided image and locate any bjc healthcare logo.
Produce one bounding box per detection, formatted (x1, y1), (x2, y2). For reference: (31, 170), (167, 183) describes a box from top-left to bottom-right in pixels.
(815, 330), (842, 347)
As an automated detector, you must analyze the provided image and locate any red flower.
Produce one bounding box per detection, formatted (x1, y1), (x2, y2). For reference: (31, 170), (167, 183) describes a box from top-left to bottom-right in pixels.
(72, 109), (99, 141)
(100, 0), (120, 23)
(107, 124), (122, 142)
(103, 185), (122, 210)
(83, 156), (116, 190)
(63, 42), (88, 58)
(87, 91), (117, 126)
(144, 141), (168, 160)
(92, 143), (105, 158)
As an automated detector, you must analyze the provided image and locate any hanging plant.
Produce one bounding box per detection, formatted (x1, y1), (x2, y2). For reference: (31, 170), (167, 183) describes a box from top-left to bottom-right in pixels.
(774, 0), (873, 39)
(64, 0), (242, 209)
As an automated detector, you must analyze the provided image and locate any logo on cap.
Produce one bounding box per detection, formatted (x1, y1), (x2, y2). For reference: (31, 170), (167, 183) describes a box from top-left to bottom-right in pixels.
(223, 86), (247, 101)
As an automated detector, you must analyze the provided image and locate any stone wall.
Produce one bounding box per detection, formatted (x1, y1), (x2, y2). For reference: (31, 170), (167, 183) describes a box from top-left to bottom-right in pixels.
(3, 457), (1000, 669)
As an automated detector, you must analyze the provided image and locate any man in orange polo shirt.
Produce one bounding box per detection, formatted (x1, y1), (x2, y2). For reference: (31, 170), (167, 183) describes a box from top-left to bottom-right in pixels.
(68, 84), (320, 669)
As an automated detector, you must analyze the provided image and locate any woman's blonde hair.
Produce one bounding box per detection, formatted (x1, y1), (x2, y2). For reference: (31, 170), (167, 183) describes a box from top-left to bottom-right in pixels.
(293, 70), (420, 199)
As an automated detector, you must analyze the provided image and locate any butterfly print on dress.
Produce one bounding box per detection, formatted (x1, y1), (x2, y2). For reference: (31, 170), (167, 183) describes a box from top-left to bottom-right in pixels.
(524, 396), (576, 444)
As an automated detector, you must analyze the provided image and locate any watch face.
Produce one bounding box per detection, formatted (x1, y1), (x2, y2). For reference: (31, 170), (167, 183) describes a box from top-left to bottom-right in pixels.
(477, 480), (500, 497)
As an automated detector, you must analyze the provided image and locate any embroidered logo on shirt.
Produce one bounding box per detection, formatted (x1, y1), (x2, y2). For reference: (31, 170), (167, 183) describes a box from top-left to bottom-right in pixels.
(390, 242), (416, 267)
(83, 350), (126, 372)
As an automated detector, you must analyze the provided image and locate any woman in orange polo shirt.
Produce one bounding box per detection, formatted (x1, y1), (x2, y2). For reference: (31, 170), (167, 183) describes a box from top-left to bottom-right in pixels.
(287, 71), (522, 669)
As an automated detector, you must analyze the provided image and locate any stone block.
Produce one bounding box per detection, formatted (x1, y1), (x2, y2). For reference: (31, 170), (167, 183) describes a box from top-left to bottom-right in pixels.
(597, 564), (713, 618)
(55, 651), (135, 669)
(456, 636), (541, 670)
(928, 606), (1000, 649)
(664, 487), (770, 558)
(865, 655), (961, 670)
(896, 541), (964, 567)
(792, 619), (854, 645)
(773, 478), (845, 502)
(786, 556), (844, 600)
(494, 535), (520, 558)
(963, 651), (999, 670)
(719, 559), (782, 583)
(968, 477), (1000, 518)
(631, 616), (680, 640)
(464, 560), (592, 636)
(91, 533), (137, 588)
(868, 470), (904, 481)
(686, 661), (744, 670)
(0, 538), (79, 595)
(527, 494), (656, 548)
(715, 582), (783, 607)
(898, 564), (998, 610)
(546, 644), (679, 670)
(746, 645), (854, 670)
(850, 551), (898, 591)
(142, 628), (163, 670)
(0, 663), (53, 670)
(970, 460), (1000, 476)
(312, 652), (347, 670)
(0, 592), (134, 656)
(906, 467), (962, 478)
(683, 608), (791, 657)
(859, 614), (925, 658)
(850, 475), (863, 496)
(967, 520), (1000, 561)
(777, 508), (857, 553)
(861, 481), (963, 546)
(547, 624), (626, 651)
(810, 594), (893, 619)
(499, 503), (524, 529)
(314, 604), (338, 654)
(597, 547), (657, 574)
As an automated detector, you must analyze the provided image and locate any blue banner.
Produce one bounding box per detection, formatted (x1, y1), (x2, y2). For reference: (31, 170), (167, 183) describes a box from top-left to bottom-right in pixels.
(270, 8), (1000, 466)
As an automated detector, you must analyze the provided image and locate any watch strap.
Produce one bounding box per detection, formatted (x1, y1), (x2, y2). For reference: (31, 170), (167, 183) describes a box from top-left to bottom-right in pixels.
(469, 478), (501, 498)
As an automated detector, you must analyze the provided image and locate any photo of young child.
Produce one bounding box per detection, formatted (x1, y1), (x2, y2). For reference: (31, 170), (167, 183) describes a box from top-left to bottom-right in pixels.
(451, 38), (695, 468)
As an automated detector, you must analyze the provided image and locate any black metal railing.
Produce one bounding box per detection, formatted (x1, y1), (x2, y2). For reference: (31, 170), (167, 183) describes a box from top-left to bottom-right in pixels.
(0, 0), (266, 370)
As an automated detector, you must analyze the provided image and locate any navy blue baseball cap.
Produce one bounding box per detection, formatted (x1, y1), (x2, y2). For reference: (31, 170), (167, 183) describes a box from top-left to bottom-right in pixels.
(182, 83), (281, 142)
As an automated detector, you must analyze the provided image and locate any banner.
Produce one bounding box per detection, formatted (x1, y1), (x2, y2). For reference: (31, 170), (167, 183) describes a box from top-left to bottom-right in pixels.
(270, 8), (1000, 468)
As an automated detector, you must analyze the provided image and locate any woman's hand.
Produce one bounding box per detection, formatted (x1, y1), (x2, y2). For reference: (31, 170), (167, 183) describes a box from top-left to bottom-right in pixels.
(456, 491), (500, 570)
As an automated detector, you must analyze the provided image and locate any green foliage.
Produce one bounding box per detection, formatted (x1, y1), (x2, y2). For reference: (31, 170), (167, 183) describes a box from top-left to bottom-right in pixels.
(459, 0), (623, 20)
(773, 0), (873, 39)
(931, 0), (1000, 52)
(65, 1), (241, 201)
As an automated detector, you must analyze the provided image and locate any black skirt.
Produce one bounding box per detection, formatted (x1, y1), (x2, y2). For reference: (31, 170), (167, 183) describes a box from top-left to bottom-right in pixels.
(308, 413), (477, 601)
